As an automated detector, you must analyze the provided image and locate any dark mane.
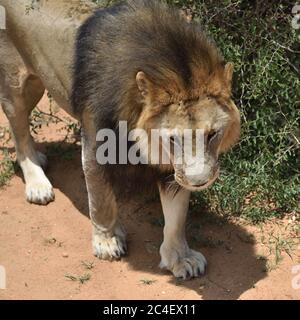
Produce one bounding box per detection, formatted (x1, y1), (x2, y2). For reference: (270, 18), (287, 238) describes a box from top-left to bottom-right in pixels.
(71, 0), (226, 129)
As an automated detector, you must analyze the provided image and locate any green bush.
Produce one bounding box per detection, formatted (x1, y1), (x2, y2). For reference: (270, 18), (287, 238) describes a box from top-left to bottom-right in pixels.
(97, 0), (300, 221)
(168, 0), (300, 221)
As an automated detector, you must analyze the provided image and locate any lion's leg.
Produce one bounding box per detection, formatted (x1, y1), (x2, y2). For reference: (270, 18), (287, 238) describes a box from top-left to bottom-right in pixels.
(158, 184), (207, 279)
(0, 44), (54, 204)
(81, 112), (126, 259)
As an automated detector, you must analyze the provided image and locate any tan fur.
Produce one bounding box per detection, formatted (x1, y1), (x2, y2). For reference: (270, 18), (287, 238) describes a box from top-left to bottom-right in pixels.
(0, 0), (96, 114)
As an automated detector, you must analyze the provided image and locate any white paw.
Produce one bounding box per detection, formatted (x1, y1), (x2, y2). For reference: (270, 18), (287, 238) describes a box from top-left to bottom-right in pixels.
(160, 246), (207, 280)
(92, 224), (127, 260)
(25, 179), (55, 205)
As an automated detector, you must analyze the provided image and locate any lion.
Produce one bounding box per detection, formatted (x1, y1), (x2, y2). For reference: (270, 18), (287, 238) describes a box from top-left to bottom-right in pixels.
(0, 0), (240, 279)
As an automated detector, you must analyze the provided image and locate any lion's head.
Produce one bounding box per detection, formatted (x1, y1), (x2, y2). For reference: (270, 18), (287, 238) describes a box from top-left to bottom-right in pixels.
(134, 62), (240, 191)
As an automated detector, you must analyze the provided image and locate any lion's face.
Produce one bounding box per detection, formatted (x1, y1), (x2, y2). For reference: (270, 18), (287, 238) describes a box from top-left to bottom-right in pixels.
(135, 70), (240, 191)
(154, 97), (240, 191)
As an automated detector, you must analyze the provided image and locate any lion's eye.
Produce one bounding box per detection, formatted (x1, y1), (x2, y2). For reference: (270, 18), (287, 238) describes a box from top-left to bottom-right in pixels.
(207, 131), (217, 143)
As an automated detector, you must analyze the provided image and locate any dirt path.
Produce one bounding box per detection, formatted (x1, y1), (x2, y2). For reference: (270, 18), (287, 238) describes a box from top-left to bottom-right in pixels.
(0, 98), (299, 300)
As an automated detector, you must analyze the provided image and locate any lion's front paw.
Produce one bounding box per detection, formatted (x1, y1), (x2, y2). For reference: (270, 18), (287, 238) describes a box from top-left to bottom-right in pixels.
(26, 179), (55, 205)
(160, 245), (207, 280)
(92, 224), (127, 260)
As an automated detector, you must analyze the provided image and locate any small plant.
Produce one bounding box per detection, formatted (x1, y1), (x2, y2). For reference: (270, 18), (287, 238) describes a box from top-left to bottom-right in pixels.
(0, 149), (15, 187)
(81, 261), (95, 270)
(25, 0), (40, 15)
(43, 237), (57, 245)
(139, 279), (157, 285)
(65, 273), (91, 284)
(30, 97), (81, 143)
(268, 234), (294, 265)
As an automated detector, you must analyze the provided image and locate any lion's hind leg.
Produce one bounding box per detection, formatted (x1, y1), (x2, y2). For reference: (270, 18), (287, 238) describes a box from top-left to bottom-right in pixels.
(0, 36), (54, 204)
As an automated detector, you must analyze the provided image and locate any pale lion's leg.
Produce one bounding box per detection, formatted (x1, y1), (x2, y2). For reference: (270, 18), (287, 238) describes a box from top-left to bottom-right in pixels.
(81, 111), (126, 259)
(0, 36), (54, 204)
(0, 75), (54, 205)
(158, 184), (207, 279)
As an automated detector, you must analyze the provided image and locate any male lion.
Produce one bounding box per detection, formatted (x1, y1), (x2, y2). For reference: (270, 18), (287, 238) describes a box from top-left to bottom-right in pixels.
(0, 0), (240, 279)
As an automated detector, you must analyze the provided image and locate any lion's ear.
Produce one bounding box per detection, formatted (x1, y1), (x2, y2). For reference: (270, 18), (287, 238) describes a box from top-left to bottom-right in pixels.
(224, 62), (234, 86)
(136, 71), (151, 97)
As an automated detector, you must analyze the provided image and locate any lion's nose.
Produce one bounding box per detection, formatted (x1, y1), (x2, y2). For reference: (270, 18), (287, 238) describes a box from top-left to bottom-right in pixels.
(184, 163), (209, 186)
(184, 162), (218, 187)
(185, 174), (209, 187)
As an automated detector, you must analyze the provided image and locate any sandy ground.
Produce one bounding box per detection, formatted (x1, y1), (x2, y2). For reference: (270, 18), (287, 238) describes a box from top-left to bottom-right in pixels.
(0, 97), (299, 300)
